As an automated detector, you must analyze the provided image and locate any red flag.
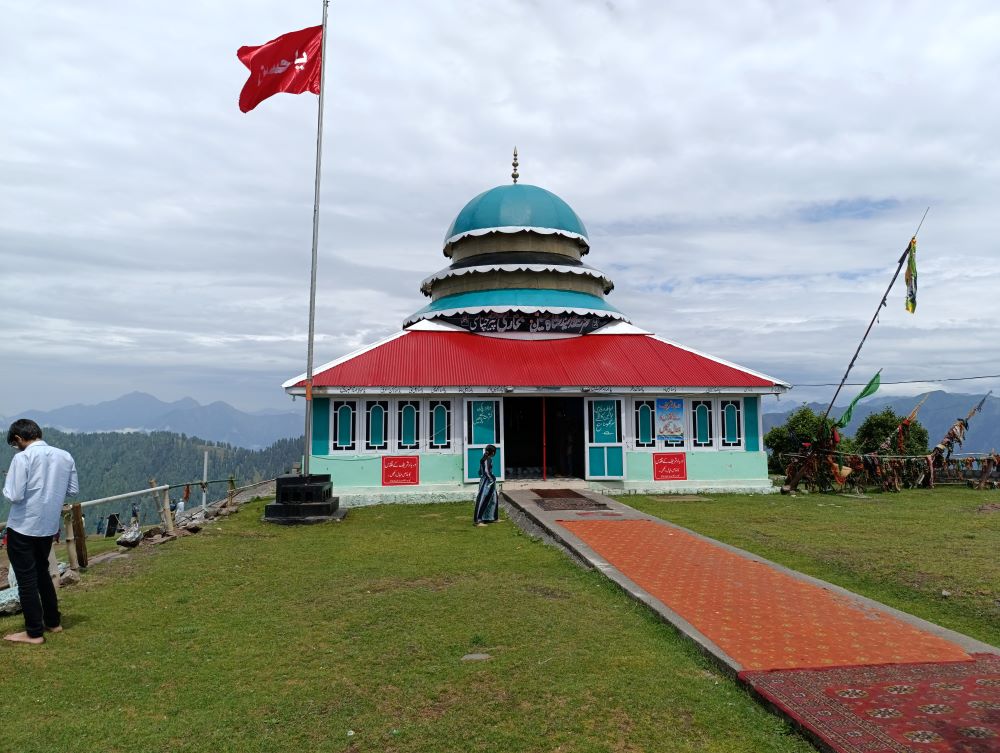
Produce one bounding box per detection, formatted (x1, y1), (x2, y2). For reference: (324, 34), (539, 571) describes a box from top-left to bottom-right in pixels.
(237, 25), (322, 113)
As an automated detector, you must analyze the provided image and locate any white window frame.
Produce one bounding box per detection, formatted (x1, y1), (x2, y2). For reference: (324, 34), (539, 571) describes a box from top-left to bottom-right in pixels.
(463, 397), (504, 482)
(426, 398), (455, 453)
(329, 400), (359, 452)
(584, 396), (626, 480)
(396, 399), (422, 452)
(330, 397), (461, 455)
(626, 396), (688, 452)
(688, 397), (745, 452)
(632, 399), (657, 449)
(719, 398), (745, 450)
(689, 398), (715, 451)
(364, 399), (391, 452)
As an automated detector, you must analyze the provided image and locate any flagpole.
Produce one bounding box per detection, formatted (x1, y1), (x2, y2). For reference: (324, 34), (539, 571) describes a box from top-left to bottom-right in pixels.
(820, 208), (929, 424)
(303, 0), (330, 477)
(782, 210), (928, 493)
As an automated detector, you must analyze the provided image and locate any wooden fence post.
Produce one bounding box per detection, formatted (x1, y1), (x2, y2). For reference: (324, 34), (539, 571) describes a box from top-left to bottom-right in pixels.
(63, 508), (80, 571)
(161, 488), (175, 534)
(71, 503), (88, 568)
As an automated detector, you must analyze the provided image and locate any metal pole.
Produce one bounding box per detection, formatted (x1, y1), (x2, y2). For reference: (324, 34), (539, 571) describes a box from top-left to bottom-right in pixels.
(303, 0), (330, 476)
(202, 449), (208, 511)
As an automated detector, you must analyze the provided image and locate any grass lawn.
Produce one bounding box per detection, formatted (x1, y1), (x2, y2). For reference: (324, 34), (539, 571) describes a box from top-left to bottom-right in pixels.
(0, 500), (815, 753)
(624, 487), (1000, 647)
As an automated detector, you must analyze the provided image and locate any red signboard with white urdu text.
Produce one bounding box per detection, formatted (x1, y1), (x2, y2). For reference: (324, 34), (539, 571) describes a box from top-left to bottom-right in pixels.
(382, 456), (419, 486)
(653, 452), (687, 481)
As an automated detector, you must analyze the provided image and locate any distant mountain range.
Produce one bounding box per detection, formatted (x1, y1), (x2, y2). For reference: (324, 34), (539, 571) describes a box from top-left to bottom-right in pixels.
(1, 392), (302, 450)
(763, 390), (999, 454)
(4, 389), (995, 455)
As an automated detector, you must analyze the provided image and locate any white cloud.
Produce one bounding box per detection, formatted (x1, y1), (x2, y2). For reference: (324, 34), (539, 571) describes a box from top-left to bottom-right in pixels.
(2, 0), (999, 413)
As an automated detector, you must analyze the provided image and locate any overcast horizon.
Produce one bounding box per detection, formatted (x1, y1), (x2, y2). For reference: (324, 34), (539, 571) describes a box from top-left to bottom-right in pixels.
(3, 1), (999, 417)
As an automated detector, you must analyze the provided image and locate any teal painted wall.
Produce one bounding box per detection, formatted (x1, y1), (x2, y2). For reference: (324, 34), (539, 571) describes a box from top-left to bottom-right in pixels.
(306, 453), (466, 488)
(624, 451), (767, 482)
(744, 397), (760, 452)
(627, 452), (653, 481)
(312, 398), (330, 456)
(308, 455), (381, 486)
(421, 454), (464, 484)
(686, 451), (768, 480)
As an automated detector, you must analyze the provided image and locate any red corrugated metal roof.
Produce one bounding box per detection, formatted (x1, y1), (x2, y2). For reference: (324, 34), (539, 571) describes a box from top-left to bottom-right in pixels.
(291, 332), (782, 388)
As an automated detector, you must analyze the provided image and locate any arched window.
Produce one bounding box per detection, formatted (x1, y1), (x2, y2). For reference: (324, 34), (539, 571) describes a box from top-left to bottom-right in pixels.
(634, 401), (654, 447)
(366, 401), (388, 450)
(430, 401), (451, 449)
(398, 401), (419, 450)
(332, 401), (356, 451)
(721, 400), (742, 448)
(692, 400), (714, 448)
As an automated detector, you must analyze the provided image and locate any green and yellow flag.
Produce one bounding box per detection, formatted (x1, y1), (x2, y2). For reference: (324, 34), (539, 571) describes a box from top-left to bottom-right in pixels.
(835, 369), (881, 428)
(904, 237), (917, 313)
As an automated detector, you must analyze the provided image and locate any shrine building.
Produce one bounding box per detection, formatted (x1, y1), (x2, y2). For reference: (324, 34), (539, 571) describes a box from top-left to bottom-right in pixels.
(283, 167), (789, 503)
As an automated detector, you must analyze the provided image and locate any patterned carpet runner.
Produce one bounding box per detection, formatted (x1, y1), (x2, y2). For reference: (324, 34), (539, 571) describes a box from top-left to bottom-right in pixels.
(558, 519), (971, 671)
(742, 654), (1000, 753)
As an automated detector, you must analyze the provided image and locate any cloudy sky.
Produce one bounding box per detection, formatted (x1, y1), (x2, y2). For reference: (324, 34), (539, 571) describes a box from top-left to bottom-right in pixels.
(3, 0), (999, 417)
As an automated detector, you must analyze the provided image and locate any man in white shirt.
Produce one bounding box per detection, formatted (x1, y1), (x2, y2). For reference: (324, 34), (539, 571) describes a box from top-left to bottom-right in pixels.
(3, 419), (78, 645)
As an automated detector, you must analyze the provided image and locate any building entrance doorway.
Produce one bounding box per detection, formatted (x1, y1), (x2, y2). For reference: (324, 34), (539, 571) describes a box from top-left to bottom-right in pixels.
(502, 397), (584, 480)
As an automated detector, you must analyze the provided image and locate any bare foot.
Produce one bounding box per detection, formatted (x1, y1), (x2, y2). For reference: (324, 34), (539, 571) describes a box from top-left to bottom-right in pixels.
(4, 632), (44, 645)
(46, 626), (64, 633)
(475, 522), (488, 527)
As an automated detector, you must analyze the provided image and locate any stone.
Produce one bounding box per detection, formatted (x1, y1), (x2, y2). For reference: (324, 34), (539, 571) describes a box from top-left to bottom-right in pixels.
(142, 525), (164, 539)
(59, 569), (82, 587)
(461, 653), (491, 662)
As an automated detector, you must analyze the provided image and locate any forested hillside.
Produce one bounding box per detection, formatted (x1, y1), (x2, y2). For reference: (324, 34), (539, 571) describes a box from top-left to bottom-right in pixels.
(0, 428), (303, 506)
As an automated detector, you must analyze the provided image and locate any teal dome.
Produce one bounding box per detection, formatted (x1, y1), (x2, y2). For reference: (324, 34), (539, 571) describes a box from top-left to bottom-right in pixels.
(444, 184), (589, 248)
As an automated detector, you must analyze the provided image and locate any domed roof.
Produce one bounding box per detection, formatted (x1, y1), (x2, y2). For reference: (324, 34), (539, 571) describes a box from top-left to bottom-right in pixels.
(444, 184), (589, 249)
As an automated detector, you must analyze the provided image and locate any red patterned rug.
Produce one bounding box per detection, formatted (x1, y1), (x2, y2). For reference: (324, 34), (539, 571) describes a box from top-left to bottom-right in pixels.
(741, 653), (1000, 753)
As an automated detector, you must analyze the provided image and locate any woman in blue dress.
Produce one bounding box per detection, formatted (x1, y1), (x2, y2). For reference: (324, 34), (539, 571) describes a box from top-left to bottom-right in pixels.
(473, 444), (499, 526)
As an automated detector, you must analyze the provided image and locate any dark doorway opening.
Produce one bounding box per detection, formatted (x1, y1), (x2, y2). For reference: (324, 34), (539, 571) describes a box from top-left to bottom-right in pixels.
(503, 397), (584, 479)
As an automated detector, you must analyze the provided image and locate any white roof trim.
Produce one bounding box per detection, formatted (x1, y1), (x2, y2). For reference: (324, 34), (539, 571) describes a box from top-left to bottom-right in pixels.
(649, 334), (791, 389)
(281, 330), (409, 390)
(444, 226), (589, 249)
(590, 320), (651, 335)
(404, 305), (629, 327)
(287, 384), (788, 396)
(420, 263), (612, 294)
(405, 319), (466, 332)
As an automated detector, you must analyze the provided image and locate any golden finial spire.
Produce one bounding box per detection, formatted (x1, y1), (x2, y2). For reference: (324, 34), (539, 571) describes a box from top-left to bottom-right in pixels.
(511, 146), (519, 184)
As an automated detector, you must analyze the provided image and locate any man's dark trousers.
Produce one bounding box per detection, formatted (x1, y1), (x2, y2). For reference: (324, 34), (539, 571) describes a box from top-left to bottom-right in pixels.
(7, 528), (61, 638)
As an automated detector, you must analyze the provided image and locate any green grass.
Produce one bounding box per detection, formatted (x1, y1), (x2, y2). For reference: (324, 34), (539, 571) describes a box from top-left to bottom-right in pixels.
(0, 500), (815, 753)
(623, 487), (1000, 647)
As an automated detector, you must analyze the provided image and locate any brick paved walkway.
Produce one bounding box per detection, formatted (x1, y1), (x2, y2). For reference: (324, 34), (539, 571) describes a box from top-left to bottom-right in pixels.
(502, 489), (1000, 753)
(559, 518), (970, 671)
